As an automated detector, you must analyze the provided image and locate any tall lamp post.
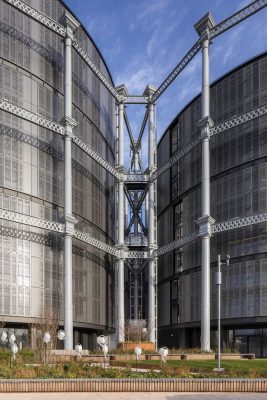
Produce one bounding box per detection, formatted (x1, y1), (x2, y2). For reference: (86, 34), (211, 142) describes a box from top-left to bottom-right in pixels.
(213, 254), (230, 372)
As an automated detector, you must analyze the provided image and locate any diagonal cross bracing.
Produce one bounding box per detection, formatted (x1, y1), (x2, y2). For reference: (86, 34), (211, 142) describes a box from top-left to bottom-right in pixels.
(210, 0), (267, 39)
(3, 0), (66, 36)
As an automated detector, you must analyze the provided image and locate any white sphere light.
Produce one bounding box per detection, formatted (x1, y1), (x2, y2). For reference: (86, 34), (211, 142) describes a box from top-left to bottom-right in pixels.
(11, 344), (18, 354)
(57, 330), (65, 341)
(97, 335), (106, 346)
(102, 344), (108, 355)
(75, 344), (82, 354)
(1, 331), (7, 342)
(134, 346), (142, 356)
(9, 334), (16, 344)
(159, 347), (168, 358)
(43, 332), (51, 344)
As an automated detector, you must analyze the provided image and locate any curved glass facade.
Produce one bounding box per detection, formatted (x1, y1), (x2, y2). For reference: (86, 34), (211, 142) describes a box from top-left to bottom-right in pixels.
(157, 52), (267, 356)
(0, 0), (115, 347)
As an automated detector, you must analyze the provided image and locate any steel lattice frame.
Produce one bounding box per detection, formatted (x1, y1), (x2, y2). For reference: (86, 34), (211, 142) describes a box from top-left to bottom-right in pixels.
(1, 0), (266, 349)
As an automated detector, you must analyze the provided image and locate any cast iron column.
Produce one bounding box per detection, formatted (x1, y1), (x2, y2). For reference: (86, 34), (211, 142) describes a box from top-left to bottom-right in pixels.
(62, 11), (79, 350)
(115, 94), (126, 344)
(146, 85), (157, 345)
(195, 13), (215, 352)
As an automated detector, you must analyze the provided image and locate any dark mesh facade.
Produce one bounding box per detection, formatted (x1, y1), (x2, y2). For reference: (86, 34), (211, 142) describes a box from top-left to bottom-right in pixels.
(157, 52), (267, 357)
(0, 0), (115, 348)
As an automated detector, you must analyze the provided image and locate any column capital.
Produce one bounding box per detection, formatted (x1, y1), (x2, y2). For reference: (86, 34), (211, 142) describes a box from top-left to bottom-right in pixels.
(197, 116), (214, 139)
(194, 12), (215, 42)
(61, 116), (77, 138)
(64, 214), (78, 235)
(143, 84), (157, 102)
(116, 84), (128, 102)
(60, 10), (80, 39)
(196, 215), (215, 237)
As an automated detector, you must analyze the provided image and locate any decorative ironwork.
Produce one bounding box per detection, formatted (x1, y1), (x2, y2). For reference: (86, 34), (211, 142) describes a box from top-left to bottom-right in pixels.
(0, 98), (64, 135)
(74, 230), (119, 257)
(73, 41), (122, 102)
(123, 96), (149, 104)
(0, 208), (64, 232)
(212, 212), (267, 233)
(3, 0), (66, 36)
(211, 104), (267, 136)
(152, 41), (201, 101)
(124, 174), (147, 182)
(125, 233), (148, 247)
(72, 134), (122, 180)
(157, 232), (199, 256)
(152, 136), (201, 181)
(210, 0), (267, 39)
(127, 250), (148, 259)
(0, 226), (53, 246)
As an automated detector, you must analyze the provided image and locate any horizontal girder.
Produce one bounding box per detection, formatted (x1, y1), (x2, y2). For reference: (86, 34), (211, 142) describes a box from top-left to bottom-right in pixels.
(0, 98), (64, 134)
(72, 41), (122, 102)
(211, 212), (267, 233)
(210, 103), (267, 136)
(0, 208), (64, 232)
(152, 0), (266, 101)
(210, 0), (267, 39)
(3, 0), (66, 36)
(152, 41), (201, 101)
(153, 103), (267, 181)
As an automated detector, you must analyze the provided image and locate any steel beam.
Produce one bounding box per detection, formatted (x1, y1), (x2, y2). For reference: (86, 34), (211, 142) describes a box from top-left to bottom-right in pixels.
(3, 0), (66, 36)
(210, 0), (267, 39)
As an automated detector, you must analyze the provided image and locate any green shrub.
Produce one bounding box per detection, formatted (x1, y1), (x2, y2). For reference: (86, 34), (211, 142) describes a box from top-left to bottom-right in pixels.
(0, 348), (10, 363)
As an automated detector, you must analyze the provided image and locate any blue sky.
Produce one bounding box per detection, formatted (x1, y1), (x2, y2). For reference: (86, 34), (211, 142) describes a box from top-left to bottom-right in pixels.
(64, 0), (267, 168)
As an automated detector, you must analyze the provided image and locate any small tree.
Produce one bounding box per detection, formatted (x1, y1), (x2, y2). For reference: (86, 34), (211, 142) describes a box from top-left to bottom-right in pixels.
(30, 308), (59, 363)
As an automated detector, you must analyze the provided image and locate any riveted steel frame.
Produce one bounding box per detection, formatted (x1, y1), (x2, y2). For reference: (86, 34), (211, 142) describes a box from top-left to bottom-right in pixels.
(1, 0), (266, 351)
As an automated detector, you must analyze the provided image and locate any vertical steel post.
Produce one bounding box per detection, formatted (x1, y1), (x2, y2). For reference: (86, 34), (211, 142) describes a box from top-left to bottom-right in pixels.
(62, 12), (79, 350)
(217, 254), (222, 370)
(116, 99), (125, 343)
(146, 86), (157, 344)
(134, 273), (139, 319)
(195, 13), (215, 352)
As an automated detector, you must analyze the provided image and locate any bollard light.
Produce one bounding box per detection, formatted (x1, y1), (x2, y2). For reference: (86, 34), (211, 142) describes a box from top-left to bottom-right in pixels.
(1, 331), (7, 343)
(11, 343), (18, 361)
(43, 332), (51, 344)
(159, 347), (168, 363)
(102, 344), (108, 356)
(57, 330), (66, 341)
(97, 335), (106, 346)
(134, 346), (142, 360)
(9, 334), (16, 345)
(75, 343), (82, 358)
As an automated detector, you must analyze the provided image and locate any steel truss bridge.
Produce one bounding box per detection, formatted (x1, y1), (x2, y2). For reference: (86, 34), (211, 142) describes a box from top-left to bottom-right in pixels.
(1, 0), (267, 350)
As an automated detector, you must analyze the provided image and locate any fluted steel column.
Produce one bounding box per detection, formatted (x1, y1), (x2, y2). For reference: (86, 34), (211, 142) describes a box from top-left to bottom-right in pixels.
(62, 12), (79, 350)
(195, 13), (215, 352)
(116, 100), (125, 343)
(147, 86), (157, 345)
